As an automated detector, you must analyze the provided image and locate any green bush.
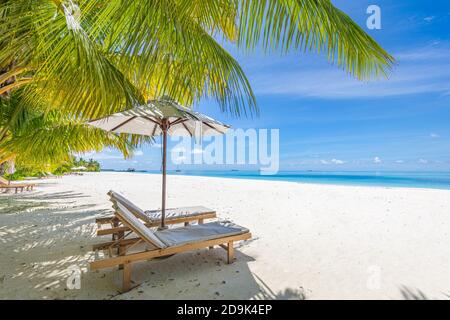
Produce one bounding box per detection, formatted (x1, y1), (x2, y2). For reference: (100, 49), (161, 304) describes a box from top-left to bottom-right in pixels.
(4, 156), (101, 180)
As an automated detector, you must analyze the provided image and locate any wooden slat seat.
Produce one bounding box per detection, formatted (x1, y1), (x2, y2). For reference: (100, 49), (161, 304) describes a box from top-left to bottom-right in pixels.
(90, 202), (251, 292)
(0, 177), (36, 193)
(96, 190), (217, 238)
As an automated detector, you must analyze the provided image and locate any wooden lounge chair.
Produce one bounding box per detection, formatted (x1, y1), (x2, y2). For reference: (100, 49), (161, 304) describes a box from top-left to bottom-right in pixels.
(96, 190), (217, 239)
(90, 202), (251, 292)
(0, 177), (35, 193)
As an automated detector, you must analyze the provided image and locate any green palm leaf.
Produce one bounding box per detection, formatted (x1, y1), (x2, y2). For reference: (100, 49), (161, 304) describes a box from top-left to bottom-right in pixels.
(0, 0), (395, 169)
(0, 92), (135, 166)
(236, 0), (394, 79)
(2, 0), (394, 118)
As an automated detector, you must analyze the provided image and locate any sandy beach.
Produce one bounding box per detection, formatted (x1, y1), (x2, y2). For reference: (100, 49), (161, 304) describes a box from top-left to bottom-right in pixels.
(1, 171), (450, 300)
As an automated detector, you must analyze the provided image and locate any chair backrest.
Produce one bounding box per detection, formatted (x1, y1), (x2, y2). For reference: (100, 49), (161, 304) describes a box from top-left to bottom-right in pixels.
(108, 190), (152, 223)
(115, 202), (167, 249)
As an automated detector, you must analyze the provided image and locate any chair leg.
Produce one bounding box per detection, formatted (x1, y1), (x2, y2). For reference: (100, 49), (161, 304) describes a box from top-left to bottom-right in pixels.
(117, 230), (125, 243)
(227, 241), (234, 264)
(184, 222), (189, 226)
(118, 245), (126, 270)
(112, 218), (122, 241)
(209, 246), (214, 250)
(198, 218), (204, 224)
(122, 263), (132, 292)
(111, 217), (118, 241)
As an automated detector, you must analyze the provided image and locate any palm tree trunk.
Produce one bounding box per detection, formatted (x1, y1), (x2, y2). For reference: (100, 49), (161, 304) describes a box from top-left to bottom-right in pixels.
(6, 159), (15, 174)
(0, 162), (6, 176)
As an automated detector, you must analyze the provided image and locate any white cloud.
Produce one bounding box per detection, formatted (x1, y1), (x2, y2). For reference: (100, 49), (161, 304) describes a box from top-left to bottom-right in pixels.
(134, 150), (144, 156)
(331, 159), (345, 165)
(151, 143), (162, 148)
(173, 155), (187, 162)
(395, 160), (404, 164)
(374, 157), (382, 164)
(395, 47), (450, 61)
(430, 133), (440, 138)
(424, 16), (435, 22)
(320, 159), (345, 165)
(419, 159), (428, 164)
(252, 46), (450, 99)
(81, 152), (123, 160)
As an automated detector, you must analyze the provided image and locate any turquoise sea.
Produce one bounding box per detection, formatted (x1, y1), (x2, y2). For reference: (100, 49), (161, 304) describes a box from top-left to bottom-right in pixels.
(105, 170), (450, 190)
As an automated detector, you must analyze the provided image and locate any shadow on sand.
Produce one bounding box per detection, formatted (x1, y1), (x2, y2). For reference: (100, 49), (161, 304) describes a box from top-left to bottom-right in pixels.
(0, 191), (305, 300)
(112, 247), (306, 300)
(16, 190), (91, 201)
(0, 191), (91, 215)
(399, 285), (449, 300)
(0, 190), (110, 299)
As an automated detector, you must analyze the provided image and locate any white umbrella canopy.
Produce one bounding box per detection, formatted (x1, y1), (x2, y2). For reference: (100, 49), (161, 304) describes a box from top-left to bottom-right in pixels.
(71, 166), (87, 171)
(87, 97), (230, 229)
(88, 97), (229, 137)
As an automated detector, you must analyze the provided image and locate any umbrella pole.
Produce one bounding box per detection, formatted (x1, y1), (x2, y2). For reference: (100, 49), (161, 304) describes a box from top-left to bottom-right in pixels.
(160, 119), (168, 230)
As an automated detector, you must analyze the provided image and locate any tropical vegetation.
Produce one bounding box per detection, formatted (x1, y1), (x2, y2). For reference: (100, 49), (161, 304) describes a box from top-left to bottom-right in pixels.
(0, 0), (394, 176)
(5, 156), (100, 180)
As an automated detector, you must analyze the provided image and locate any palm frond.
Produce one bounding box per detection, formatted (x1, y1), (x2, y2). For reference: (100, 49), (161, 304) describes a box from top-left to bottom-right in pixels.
(86, 0), (257, 116)
(236, 0), (394, 79)
(0, 0), (257, 118)
(2, 118), (133, 165)
(0, 92), (135, 166)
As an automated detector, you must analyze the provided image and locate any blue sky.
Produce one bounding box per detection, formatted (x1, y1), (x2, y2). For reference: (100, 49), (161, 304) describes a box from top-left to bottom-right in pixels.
(87, 0), (450, 172)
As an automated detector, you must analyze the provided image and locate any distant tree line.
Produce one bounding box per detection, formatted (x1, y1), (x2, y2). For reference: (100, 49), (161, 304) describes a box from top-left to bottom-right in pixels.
(3, 156), (100, 180)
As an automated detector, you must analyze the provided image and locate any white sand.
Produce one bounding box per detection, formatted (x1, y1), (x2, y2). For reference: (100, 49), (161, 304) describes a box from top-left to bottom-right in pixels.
(1, 171), (450, 300)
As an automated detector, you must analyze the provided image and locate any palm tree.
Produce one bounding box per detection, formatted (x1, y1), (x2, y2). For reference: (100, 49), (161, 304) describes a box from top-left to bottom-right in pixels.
(0, 0), (394, 170)
(1, 0), (394, 116)
(0, 90), (135, 170)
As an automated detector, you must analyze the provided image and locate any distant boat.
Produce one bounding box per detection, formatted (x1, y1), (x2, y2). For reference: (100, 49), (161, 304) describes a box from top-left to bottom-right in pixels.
(127, 168), (136, 172)
(231, 169), (239, 172)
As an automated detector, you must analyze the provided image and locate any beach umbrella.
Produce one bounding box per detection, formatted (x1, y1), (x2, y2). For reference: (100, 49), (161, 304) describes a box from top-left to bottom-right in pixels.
(87, 97), (230, 229)
(71, 166), (87, 171)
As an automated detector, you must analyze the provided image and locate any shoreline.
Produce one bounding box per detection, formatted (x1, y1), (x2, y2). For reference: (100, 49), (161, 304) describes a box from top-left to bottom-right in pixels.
(99, 170), (450, 192)
(1, 172), (450, 299)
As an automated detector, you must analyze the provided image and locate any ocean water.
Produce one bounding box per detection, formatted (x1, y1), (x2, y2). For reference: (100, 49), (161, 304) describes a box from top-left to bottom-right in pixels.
(127, 170), (450, 190)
